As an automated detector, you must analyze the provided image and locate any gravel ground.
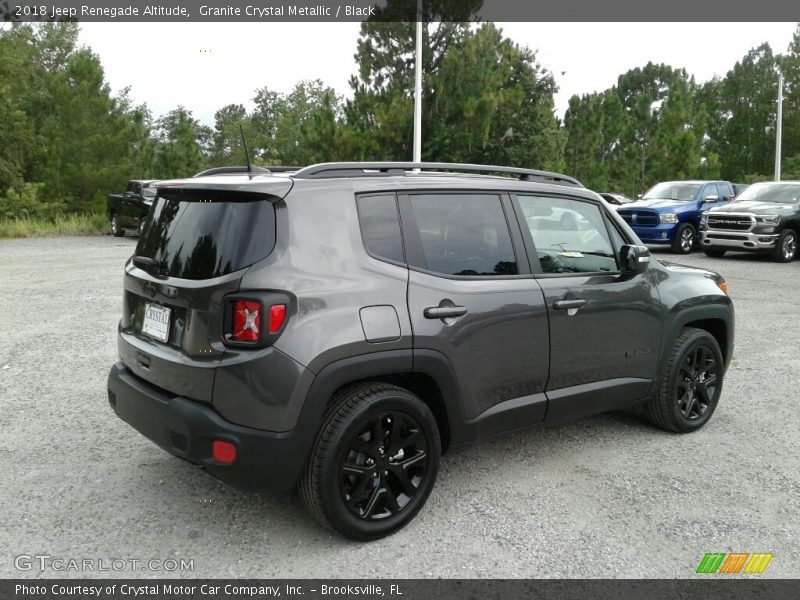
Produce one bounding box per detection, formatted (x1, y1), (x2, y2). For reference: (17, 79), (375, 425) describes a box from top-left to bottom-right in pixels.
(0, 236), (798, 579)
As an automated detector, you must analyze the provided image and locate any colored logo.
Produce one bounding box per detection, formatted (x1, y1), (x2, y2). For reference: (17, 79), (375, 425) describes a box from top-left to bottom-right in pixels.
(696, 552), (773, 574)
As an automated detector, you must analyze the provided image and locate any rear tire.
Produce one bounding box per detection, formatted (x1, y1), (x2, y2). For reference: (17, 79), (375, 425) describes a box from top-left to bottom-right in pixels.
(771, 229), (797, 263)
(671, 223), (695, 254)
(300, 383), (441, 541)
(111, 214), (124, 237)
(703, 247), (726, 258)
(645, 327), (724, 433)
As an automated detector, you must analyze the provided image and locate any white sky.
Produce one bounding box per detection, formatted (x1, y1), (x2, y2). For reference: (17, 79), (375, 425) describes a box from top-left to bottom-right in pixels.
(78, 22), (798, 126)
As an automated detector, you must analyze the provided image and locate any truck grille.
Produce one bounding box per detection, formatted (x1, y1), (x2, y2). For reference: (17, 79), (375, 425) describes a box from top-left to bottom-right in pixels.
(618, 209), (659, 227)
(707, 214), (754, 231)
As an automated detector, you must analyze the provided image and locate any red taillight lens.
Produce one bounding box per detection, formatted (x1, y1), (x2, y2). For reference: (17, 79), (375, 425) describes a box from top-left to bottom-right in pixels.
(212, 440), (236, 464)
(232, 300), (261, 342)
(269, 304), (286, 334)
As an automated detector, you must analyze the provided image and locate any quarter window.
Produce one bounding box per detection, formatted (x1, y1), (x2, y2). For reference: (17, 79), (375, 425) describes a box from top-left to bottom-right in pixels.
(406, 193), (518, 277)
(356, 194), (405, 264)
(518, 196), (618, 274)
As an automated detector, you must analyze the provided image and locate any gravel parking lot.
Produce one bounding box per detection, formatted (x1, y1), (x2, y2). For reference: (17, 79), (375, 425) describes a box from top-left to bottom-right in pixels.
(1, 235), (798, 578)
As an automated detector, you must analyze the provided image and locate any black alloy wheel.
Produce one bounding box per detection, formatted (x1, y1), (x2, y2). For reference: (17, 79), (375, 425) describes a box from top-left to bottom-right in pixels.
(339, 410), (429, 521)
(646, 327), (724, 433)
(300, 383), (440, 541)
(675, 344), (719, 421)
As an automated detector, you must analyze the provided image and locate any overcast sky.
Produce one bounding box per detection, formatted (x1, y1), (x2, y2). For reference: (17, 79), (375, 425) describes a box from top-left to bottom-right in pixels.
(78, 22), (798, 126)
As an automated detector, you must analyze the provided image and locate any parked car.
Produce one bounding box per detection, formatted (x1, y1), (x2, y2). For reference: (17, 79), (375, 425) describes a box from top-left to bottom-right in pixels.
(700, 181), (800, 262)
(107, 180), (158, 237)
(599, 192), (635, 208)
(107, 162), (734, 540)
(617, 180), (735, 254)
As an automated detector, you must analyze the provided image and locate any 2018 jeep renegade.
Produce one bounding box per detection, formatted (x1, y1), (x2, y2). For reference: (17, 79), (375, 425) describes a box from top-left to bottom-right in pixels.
(107, 162), (734, 540)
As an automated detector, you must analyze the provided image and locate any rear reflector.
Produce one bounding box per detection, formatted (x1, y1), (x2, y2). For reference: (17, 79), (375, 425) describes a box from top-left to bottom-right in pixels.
(212, 440), (237, 464)
(269, 304), (286, 334)
(232, 300), (261, 342)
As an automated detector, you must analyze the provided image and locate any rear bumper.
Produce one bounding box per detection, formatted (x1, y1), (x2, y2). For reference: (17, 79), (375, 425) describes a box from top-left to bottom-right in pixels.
(701, 230), (778, 250)
(107, 362), (310, 492)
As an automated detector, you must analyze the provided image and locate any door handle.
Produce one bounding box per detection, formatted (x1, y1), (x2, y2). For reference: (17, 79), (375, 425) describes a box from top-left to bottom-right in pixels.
(553, 299), (586, 311)
(424, 305), (468, 319)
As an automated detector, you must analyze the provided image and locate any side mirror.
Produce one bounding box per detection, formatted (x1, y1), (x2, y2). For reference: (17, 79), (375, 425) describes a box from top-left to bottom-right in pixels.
(702, 195), (718, 204)
(620, 244), (651, 277)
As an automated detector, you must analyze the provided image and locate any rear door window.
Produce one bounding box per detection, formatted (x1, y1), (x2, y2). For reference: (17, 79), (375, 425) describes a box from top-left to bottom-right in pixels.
(402, 193), (518, 277)
(135, 189), (276, 280)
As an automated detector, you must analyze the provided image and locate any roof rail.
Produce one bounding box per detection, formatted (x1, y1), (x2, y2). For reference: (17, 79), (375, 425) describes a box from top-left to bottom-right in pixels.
(193, 165), (302, 177)
(291, 162), (583, 187)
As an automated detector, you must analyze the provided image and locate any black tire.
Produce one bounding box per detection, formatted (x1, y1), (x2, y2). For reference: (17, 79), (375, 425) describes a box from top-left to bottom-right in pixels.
(110, 214), (124, 237)
(300, 382), (441, 541)
(703, 247), (726, 258)
(671, 223), (695, 254)
(645, 327), (724, 433)
(771, 229), (797, 263)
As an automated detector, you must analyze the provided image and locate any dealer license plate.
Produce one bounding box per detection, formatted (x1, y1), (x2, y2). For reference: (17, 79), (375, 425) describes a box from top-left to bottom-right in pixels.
(142, 303), (171, 342)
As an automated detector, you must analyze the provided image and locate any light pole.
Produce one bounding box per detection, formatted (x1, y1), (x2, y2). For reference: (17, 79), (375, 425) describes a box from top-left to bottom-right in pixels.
(413, 0), (423, 164)
(775, 70), (783, 181)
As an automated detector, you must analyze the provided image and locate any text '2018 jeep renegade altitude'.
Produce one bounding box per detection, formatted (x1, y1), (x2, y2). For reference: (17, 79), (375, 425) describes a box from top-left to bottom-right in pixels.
(107, 162), (734, 540)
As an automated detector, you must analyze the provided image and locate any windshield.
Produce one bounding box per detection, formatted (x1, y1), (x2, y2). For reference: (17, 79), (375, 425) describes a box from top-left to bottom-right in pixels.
(734, 183), (800, 204)
(643, 182), (701, 202)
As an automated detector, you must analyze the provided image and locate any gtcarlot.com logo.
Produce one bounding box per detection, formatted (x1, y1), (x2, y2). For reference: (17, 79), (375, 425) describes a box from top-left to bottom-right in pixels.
(696, 552), (773, 574)
(14, 554), (194, 572)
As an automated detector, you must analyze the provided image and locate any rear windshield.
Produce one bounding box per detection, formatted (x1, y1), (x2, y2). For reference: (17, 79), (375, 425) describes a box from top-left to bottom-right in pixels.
(135, 189), (276, 280)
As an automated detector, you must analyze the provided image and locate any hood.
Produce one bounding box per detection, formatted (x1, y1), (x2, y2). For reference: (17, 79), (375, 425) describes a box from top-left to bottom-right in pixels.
(708, 200), (797, 216)
(621, 199), (696, 211)
(659, 260), (725, 287)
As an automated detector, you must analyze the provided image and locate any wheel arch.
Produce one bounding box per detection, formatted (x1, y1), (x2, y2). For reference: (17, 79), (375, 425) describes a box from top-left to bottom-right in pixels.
(298, 350), (465, 455)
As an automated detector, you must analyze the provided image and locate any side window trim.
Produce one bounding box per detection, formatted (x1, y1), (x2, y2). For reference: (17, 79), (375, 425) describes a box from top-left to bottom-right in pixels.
(511, 193), (622, 278)
(397, 190), (529, 280)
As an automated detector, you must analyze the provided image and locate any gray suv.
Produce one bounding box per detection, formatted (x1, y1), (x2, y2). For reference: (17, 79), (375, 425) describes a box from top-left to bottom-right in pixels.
(107, 162), (734, 540)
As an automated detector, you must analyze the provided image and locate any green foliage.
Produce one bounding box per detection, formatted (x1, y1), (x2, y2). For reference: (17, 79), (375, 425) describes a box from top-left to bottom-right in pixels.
(3, 16), (800, 234)
(0, 213), (107, 238)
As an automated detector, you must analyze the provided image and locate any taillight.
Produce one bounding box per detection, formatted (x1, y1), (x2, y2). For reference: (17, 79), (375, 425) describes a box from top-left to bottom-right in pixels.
(224, 294), (290, 347)
(269, 304), (286, 334)
(232, 300), (261, 342)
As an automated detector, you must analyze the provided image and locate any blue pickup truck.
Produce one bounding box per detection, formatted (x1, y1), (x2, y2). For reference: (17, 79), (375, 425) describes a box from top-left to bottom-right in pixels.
(617, 180), (735, 254)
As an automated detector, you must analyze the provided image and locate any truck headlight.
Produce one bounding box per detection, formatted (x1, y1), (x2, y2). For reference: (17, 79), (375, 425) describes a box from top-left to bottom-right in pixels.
(660, 213), (679, 224)
(756, 215), (780, 225)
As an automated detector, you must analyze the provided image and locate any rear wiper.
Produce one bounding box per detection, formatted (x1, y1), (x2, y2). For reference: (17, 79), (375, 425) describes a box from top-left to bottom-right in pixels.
(132, 255), (164, 274)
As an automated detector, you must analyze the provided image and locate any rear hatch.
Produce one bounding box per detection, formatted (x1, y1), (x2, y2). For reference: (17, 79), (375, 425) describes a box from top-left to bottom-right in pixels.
(118, 184), (286, 402)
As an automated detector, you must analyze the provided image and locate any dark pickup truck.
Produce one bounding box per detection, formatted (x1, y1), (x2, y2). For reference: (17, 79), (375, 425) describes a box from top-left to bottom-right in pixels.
(700, 181), (800, 262)
(107, 180), (157, 237)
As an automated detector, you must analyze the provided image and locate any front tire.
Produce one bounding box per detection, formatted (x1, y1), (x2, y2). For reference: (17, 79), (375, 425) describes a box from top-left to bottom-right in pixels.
(300, 383), (441, 541)
(671, 223), (695, 254)
(645, 327), (724, 433)
(111, 214), (124, 237)
(771, 229), (797, 263)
